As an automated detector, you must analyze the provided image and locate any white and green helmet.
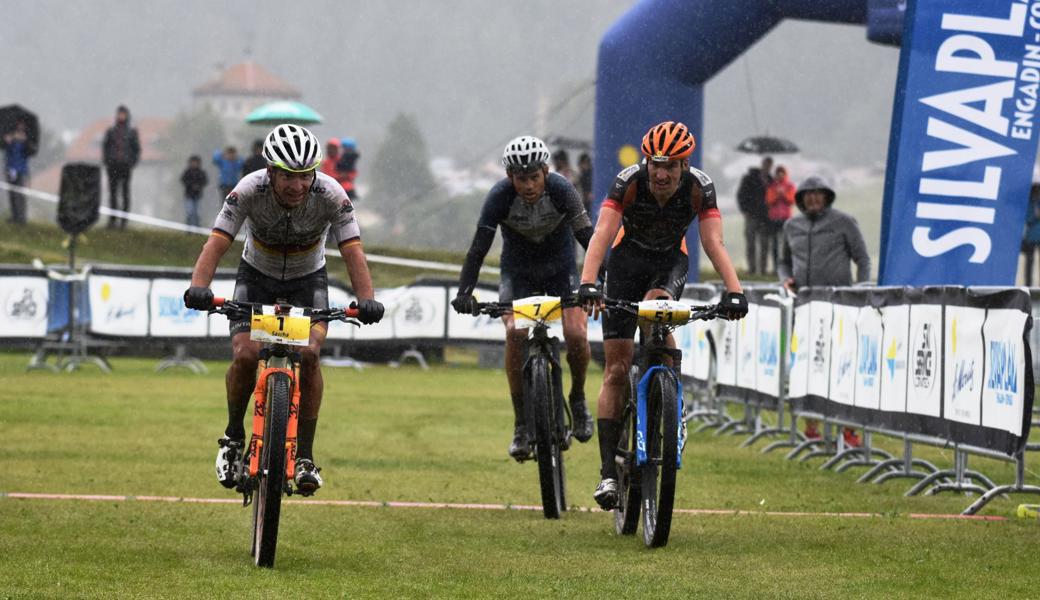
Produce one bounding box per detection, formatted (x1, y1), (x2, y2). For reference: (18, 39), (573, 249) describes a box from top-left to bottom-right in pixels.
(263, 124), (323, 172)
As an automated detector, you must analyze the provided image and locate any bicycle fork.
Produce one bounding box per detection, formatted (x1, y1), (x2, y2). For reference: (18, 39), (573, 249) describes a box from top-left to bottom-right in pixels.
(243, 352), (302, 492)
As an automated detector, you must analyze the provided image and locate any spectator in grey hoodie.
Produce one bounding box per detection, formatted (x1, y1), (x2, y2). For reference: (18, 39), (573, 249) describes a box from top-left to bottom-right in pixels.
(778, 175), (871, 446)
(778, 175), (870, 293)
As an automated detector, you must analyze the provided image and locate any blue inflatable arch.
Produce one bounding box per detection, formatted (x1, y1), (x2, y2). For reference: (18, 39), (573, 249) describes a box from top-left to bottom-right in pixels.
(593, 0), (901, 278)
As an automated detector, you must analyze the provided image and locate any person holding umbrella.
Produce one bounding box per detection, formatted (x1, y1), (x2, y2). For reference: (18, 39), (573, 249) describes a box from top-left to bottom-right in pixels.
(1, 120), (33, 225)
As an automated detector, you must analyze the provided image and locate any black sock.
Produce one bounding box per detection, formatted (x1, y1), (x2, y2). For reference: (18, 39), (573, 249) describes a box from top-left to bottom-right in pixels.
(225, 422), (246, 441)
(511, 393), (525, 428)
(297, 417), (318, 462)
(597, 418), (622, 479)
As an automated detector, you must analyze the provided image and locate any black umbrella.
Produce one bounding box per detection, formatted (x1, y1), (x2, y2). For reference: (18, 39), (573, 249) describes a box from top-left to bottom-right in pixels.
(0, 104), (39, 157)
(735, 135), (798, 155)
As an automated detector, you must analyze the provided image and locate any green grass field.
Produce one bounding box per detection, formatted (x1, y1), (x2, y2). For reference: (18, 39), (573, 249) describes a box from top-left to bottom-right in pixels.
(1, 352), (1038, 598)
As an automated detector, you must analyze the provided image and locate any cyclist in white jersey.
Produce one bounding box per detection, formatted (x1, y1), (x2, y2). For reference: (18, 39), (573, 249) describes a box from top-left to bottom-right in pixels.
(184, 124), (384, 496)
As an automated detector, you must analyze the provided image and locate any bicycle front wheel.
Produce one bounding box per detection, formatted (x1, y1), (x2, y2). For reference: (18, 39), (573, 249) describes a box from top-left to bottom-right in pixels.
(530, 355), (564, 519)
(641, 368), (679, 548)
(254, 372), (291, 567)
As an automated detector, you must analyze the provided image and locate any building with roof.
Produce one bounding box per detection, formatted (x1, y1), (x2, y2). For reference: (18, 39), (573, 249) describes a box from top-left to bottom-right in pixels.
(192, 61), (302, 123)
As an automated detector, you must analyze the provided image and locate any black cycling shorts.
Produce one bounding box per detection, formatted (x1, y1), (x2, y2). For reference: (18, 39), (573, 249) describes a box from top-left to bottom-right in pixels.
(602, 242), (688, 340)
(229, 261), (329, 336)
(498, 267), (578, 303)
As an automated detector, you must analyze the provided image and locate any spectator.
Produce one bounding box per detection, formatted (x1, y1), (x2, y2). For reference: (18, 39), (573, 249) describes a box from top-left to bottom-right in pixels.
(1, 120), (33, 225)
(778, 175), (870, 446)
(240, 139), (266, 177)
(577, 152), (593, 213)
(736, 156), (773, 274)
(180, 155), (208, 228)
(1022, 184), (1040, 286)
(101, 105), (141, 229)
(763, 165), (796, 274)
(213, 146), (242, 201)
(336, 137), (360, 201)
(552, 149), (576, 184)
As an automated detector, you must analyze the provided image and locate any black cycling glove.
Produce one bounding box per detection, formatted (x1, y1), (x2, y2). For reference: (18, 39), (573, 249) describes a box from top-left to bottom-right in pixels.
(352, 299), (385, 325)
(451, 293), (479, 316)
(183, 286), (214, 310)
(720, 291), (749, 320)
(578, 283), (603, 306)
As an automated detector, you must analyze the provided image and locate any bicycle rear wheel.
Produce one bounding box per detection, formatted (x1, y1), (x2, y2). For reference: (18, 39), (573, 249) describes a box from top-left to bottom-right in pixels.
(530, 355), (564, 519)
(641, 368), (679, 548)
(253, 372), (291, 567)
(614, 366), (642, 535)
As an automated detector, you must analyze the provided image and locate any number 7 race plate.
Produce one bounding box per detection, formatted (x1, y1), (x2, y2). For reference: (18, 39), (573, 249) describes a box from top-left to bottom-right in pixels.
(512, 295), (563, 328)
(250, 305), (311, 346)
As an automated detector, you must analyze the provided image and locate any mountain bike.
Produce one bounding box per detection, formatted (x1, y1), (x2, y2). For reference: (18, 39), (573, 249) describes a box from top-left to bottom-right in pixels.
(472, 295), (579, 519)
(603, 297), (721, 547)
(205, 297), (359, 568)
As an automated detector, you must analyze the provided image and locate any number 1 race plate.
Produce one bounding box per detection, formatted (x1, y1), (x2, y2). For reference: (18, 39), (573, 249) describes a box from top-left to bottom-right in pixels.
(513, 295), (563, 328)
(637, 300), (691, 324)
(250, 305), (311, 346)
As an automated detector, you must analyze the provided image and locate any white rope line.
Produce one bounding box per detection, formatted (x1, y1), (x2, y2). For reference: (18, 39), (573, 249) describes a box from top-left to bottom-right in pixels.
(0, 180), (498, 275)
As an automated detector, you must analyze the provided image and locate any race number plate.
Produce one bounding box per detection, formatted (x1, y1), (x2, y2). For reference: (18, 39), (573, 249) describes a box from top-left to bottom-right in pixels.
(250, 305), (310, 346)
(637, 300), (691, 324)
(513, 295), (563, 328)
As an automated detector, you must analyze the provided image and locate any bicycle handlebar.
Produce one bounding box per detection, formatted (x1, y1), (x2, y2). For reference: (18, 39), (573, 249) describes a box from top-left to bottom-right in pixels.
(209, 297), (360, 323)
(600, 296), (722, 323)
(472, 296), (582, 319)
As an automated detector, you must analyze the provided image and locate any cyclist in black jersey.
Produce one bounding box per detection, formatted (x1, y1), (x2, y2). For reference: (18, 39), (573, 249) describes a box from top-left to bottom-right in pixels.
(452, 136), (596, 460)
(183, 124), (385, 496)
(578, 121), (748, 509)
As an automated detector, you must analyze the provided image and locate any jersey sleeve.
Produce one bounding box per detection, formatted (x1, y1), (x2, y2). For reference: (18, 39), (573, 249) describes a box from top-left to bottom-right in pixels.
(689, 167), (720, 220)
(601, 164), (641, 213)
(319, 173), (362, 247)
(546, 173), (592, 230)
(211, 174), (254, 241)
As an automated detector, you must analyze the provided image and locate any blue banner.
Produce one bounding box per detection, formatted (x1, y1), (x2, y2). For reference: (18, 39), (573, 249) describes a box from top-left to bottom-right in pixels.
(879, 0), (1040, 285)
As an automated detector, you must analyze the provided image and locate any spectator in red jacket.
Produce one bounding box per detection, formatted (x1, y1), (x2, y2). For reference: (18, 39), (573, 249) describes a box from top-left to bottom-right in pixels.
(763, 165), (796, 275)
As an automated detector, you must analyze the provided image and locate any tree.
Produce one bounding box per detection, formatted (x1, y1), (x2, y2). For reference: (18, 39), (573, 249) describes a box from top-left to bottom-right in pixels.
(368, 113), (440, 234)
(156, 107), (227, 169)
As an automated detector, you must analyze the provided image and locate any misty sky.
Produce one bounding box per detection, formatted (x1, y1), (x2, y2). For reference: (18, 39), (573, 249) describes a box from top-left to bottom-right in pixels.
(2, 0), (898, 172)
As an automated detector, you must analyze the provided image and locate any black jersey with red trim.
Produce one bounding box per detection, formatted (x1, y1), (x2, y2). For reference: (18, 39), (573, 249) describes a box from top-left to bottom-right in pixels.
(601, 163), (720, 253)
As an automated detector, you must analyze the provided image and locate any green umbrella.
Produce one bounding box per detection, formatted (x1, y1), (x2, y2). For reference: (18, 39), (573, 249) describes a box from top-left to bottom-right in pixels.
(245, 101), (323, 125)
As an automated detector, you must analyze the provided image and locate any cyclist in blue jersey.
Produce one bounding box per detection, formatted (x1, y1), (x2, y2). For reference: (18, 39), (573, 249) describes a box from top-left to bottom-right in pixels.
(183, 124), (385, 496)
(578, 121), (748, 509)
(452, 136), (596, 460)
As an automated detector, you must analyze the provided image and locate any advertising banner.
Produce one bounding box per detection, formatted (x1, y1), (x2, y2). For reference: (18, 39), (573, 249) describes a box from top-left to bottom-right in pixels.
(206, 279), (236, 338)
(446, 286), (503, 341)
(687, 320), (713, 382)
(981, 308), (1029, 435)
(829, 303), (860, 406)
(755, 305), (782, 398)
(149, 278), (208, 337)
(736, 303), (758, 391)
(944, 305), (986, 425)
(325, 284), (356, 341)
(0, 276), (49, 338)
(714, 318), (738, 387)
(907, 304), (943, 417)
(788, 302), (811, 399)
(854, 306), (884, 410)
(807, 301), (833, 400)
(88, 275), (150, 337)
(387, 286), (447, 340)
(879, 1), (1040, 284)
(879, 303), (911, 413)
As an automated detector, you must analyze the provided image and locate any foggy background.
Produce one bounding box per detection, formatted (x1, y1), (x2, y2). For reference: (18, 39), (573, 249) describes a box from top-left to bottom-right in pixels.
(1, 0), (899, 257)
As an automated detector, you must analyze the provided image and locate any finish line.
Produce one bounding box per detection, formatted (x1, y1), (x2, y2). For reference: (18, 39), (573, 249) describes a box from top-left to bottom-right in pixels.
(1, 492), (1007, 521)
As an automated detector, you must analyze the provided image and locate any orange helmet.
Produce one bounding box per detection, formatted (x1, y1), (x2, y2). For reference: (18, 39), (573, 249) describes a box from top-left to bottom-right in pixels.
(641, 121), (695, 162)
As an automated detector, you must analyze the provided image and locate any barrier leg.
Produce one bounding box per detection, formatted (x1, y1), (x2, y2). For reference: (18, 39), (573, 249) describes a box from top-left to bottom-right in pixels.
(762, 404), (802, 454)
(156, 344), (208, 374)
(962, 452), (1040, 515)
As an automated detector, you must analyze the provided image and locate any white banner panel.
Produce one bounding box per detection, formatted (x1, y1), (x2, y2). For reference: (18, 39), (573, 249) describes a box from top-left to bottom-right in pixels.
(756, 305), (782, 397)
(687, 320), (713, 381)
(807, 301), (832, 399)
(88, 275), (150, 336)
(0, 276), (49, 338)
(981, 308), (1029, 436)
(205, 279), (237, 337)
(907, 304), (942, 417)
(675, 320), (695, 377)
(325, 285), (356, 341)
(714, 318), (738, 387)
(788, 303), (811, 398)
(828, 304), (858, 406)
(854, 307), (883, 410)
(388, 286), (446, 339)
(446, 287), (503, 341)
(879, 304), (910, 413)
(944, 305), (985, 426)
(736, 303), (758, 390)
(149, 278), (208, 337)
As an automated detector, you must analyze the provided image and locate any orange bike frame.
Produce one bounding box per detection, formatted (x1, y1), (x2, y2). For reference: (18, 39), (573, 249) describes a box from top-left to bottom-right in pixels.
(247, 359), (303, 481)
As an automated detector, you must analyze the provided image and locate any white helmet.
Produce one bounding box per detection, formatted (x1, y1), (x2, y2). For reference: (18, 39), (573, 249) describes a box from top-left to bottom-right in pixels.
(502, 136), (550, 173)
(263, 124), (323, 172)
